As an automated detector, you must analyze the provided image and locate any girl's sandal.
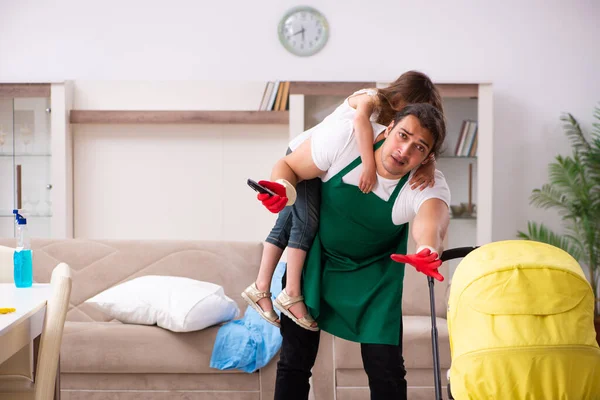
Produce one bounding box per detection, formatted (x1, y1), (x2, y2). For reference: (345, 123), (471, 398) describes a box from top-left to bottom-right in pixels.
(241, 283), (281, 328)
(274, 289), (319, 332)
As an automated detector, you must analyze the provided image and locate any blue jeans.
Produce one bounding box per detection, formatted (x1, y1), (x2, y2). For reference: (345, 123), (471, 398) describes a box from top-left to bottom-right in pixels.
(265, 148), (321, 252)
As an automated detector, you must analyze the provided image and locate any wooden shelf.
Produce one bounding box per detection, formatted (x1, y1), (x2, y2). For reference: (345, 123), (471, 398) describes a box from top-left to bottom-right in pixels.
(69, 110), (289, 125)
(0, 83), (51, 98)
(290, 82), (375, 96)
(436, 84), (478, 99)
(0, 153), (52, 157)
(289, 81), (478, 98)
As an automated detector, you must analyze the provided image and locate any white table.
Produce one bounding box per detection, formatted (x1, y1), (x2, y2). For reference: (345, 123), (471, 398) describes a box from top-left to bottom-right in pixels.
(0, 284), (58, 398)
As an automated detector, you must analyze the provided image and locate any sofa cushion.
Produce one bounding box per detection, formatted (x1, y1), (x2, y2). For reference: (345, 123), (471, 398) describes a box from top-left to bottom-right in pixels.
(61, 321), (245, 374)
(334, 316), (451, 369)
(336, 367), (448, 388)
(61, 372), (260, 391)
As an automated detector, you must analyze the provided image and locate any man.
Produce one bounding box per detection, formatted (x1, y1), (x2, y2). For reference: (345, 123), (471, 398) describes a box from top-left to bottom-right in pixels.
(258, 103), (450, 399)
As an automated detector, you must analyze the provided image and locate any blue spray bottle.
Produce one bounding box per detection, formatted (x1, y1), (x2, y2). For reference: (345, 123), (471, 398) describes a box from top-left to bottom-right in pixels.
(13, 209), (33, 288)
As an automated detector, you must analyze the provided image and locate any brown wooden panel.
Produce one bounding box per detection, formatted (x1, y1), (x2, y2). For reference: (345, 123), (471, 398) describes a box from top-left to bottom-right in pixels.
(289, 81), (478, 98)
(0, 83), (51, 98)
(289, 82), (375, 96)
(435, 84), (479, 98)
(69, 110), (289, 125)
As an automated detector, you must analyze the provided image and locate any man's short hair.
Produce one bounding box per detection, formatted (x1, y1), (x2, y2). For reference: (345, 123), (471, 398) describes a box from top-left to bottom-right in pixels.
(392, 103), (446, 158)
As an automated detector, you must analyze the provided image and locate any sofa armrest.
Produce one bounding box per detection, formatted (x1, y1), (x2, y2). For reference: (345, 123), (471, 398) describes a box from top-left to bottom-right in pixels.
(312, 331), (334, 400)
(259, 351), (279, 400)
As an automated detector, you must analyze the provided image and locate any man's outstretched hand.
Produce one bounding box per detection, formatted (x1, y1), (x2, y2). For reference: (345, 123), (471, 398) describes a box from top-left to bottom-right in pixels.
(390, 247), (444, 281)
(257, 180), (288, 213)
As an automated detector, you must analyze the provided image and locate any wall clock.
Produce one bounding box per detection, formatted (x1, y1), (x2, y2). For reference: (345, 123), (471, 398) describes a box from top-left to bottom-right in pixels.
(278, 6), (329, 57)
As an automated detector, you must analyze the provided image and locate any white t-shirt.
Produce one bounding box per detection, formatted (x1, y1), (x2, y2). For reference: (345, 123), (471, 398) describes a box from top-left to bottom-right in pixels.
(296, 94), (451, 226)
(288, 88), (380, 151)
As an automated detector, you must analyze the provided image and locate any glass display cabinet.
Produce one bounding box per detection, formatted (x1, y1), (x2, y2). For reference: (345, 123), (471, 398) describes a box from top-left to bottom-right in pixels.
(0, 90), (52, 238)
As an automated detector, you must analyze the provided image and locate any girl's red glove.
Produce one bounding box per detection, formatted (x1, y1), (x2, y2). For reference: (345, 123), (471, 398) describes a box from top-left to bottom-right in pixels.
(390, 247), (444, 281)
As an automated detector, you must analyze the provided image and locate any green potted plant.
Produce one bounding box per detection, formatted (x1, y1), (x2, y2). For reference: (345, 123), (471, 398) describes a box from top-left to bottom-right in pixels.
(518, 105), (600, 344)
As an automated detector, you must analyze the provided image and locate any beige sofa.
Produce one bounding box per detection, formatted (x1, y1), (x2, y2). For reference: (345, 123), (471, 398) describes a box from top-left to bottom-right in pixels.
(0, 238), (450, 400)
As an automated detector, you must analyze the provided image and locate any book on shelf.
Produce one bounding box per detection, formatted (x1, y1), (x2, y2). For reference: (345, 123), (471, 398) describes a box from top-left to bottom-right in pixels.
(454, 120), (467, 155)
(258, 81), (290, 111)
(454, 119), (478, 156)
(468, 134), (478, 157)
(259, 82), (274, 111)
(279, 81), (290, 110)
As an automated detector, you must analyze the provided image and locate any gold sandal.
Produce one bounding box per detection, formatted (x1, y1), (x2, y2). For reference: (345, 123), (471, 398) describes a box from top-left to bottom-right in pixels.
(274, 289), (319, 332)
(241, 283), (281, 328)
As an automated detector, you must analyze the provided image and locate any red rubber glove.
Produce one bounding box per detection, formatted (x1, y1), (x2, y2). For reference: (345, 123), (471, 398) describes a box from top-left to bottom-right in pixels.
(390, 248), (444, 281)
(257, 180), (288, 213)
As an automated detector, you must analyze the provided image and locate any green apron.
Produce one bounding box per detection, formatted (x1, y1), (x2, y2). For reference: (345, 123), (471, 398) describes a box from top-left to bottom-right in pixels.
(303, 141), (410, 345)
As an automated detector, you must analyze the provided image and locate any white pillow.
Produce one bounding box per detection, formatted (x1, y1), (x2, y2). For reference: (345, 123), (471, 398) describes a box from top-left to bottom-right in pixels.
(85, 275), (240, 332)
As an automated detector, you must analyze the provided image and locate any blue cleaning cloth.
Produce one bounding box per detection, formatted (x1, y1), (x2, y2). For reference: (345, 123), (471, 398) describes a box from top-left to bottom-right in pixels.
(210, 261), (285, 373)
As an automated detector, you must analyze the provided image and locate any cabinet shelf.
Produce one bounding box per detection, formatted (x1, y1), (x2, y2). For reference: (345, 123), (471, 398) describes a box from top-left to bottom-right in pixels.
(69, 110), (289, 125)
(289, 81), (479, 98)
(290, 82), (375, 96)
(0, 83), (51, 98)
(435, 84), (479, 98)
(0, 153), (51, 157)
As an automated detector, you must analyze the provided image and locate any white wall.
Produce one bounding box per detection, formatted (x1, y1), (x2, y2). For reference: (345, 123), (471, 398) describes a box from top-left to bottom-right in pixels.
(1, 0), (599, 242)
(71, 81), (287, 240)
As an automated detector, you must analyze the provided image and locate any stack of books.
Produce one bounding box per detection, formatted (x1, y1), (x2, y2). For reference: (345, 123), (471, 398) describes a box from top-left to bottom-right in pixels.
(454, 120), (478, 157)
(259, 81), (290, 111)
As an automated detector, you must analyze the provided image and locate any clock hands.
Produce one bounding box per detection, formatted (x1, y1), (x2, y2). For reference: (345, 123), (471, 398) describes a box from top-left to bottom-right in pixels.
(290, 26), (306, 41)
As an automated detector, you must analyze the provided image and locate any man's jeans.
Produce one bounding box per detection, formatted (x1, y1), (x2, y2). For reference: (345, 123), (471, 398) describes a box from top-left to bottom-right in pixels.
(274, 313), (407, 400)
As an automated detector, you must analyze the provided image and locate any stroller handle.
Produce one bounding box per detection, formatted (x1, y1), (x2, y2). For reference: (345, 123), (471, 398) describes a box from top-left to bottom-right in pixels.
(440, 246), (479, 262)
(429, 245), (479, 400)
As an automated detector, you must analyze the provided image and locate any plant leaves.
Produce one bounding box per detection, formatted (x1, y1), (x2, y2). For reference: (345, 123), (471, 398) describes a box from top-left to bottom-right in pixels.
(521, 105), (600, 315)
(518, 222), (583, 260)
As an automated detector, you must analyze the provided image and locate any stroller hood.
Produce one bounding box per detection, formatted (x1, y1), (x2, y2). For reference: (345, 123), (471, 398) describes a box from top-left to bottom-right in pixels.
(449, 240), (590, 319)
(447, 240), (600, 399)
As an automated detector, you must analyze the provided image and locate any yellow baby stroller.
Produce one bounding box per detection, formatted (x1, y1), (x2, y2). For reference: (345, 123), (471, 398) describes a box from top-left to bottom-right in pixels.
(430, 240), (600, 399)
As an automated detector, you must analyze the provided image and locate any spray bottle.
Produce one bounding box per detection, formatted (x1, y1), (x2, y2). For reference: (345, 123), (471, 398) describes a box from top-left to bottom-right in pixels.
(13, 209), (32, 288)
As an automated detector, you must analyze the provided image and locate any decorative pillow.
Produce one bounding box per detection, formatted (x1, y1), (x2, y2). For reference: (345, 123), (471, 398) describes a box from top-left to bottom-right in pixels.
(85, 275), (240, 332)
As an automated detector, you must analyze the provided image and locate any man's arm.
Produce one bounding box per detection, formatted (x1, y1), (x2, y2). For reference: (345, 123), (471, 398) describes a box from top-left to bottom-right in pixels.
(411, 198), (450, 255)
(390, 189), (450, 281)
(258, 122), (350, 213)
(270, 138), (325, 186)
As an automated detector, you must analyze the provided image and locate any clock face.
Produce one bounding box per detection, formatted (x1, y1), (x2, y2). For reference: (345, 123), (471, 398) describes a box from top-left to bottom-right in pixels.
(278, 7), (329, 57)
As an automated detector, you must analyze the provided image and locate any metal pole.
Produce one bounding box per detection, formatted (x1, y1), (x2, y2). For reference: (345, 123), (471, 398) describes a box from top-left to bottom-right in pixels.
(428, 276), (443, 400)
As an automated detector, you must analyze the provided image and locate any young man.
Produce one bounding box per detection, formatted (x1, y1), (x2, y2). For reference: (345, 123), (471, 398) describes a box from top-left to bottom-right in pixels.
(257, 103), (450, 400)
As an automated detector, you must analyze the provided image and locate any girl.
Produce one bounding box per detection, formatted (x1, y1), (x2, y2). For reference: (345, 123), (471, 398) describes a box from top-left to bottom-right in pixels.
(242, 71), (445, 330)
